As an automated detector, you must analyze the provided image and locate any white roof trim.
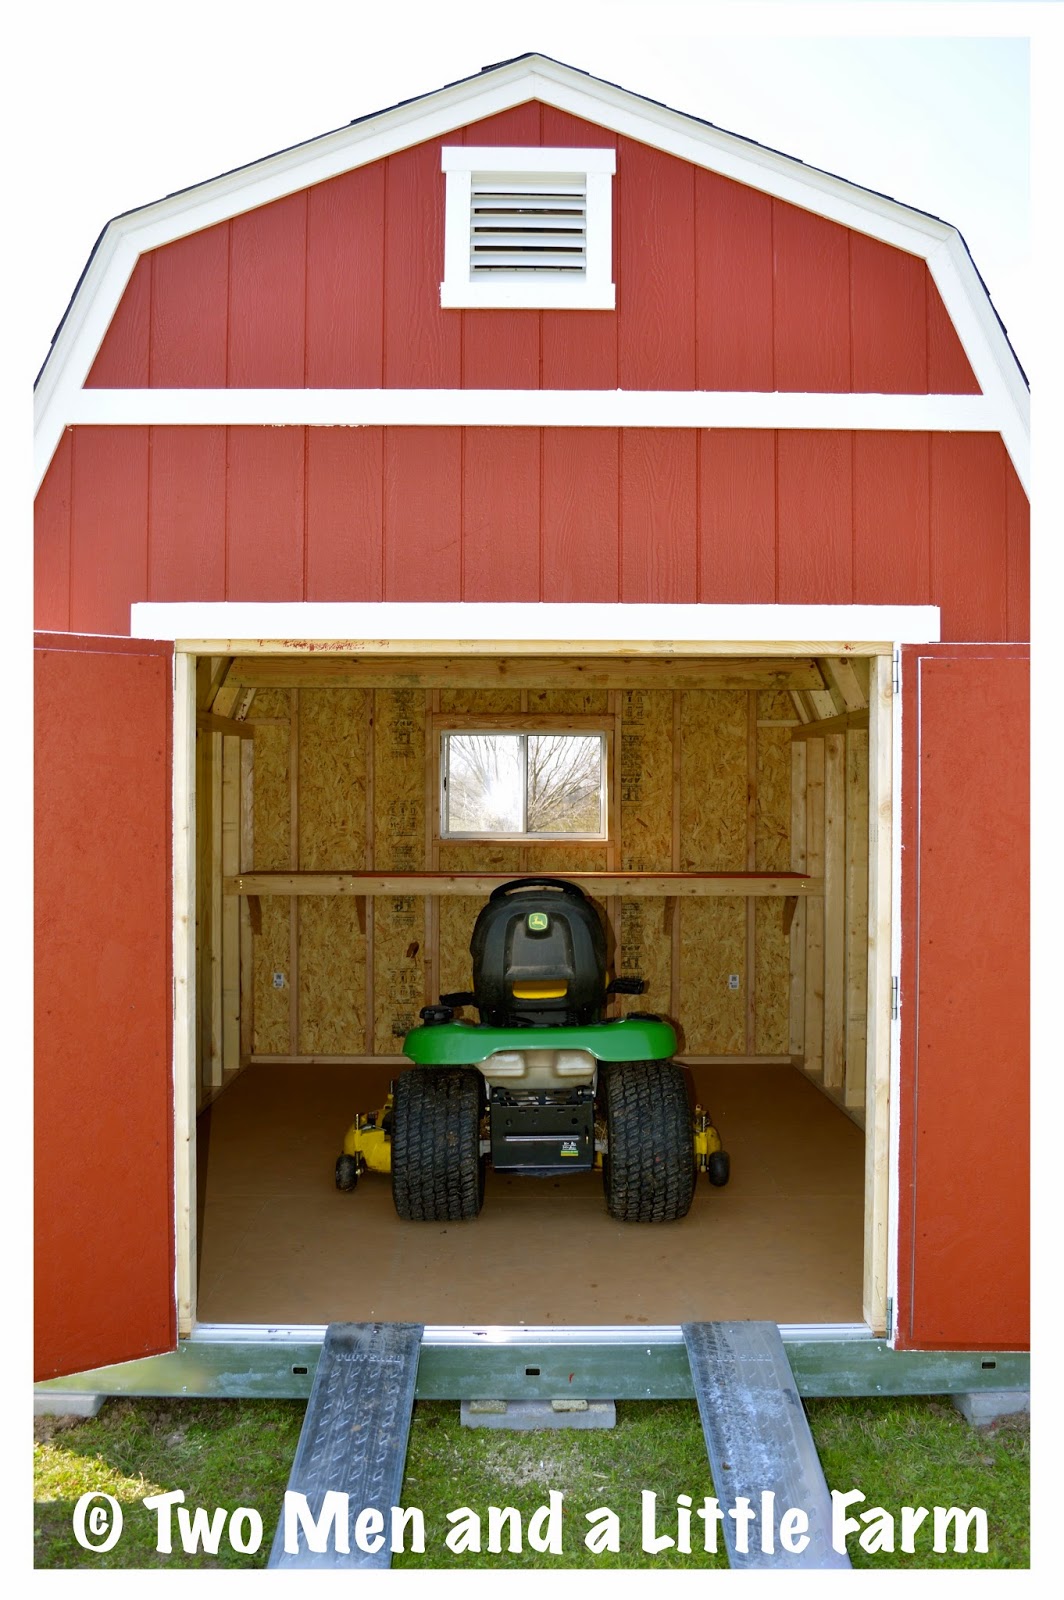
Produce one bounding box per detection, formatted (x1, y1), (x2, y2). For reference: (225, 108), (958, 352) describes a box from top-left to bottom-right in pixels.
(34, 54), (1028, 496)
(130, 600), (942, 650)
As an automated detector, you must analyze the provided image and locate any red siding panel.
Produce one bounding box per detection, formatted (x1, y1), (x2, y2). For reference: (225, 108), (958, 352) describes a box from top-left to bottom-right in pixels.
(383, 427), (462, 599)
(695, 172), (774, 390)
(620, 429), (697, 602)
(1005, 458), (1030, 641)
(35, 633), (175, 1378)
(776, 430), (853, 602)
(897, 646), (1029, 1350)
(617, 138), (695, 390)
(228, 194), (307, 387)
(850, 235), (927, 393)
(225, 426), (306, 599)
(853, 432), (930, 605)
(699, 430), (776, 601)
(930, 434), (1008, 640)
(148, 427), (227, 601)
(69, 428), (149, 635)
(305, 428), (385, 600)
(34, 430), (73, 630)
(150, 227), (230, 386)
(540, 428), (619, 601)
(540, 107), (618, 388)
(462, 428), (540, 600)
(773, 204), (851, 391)
(926, 268), (980, 393)
(306, 166), (386, 387)
(459, 103), (543, 146)
(86, 254), (151, 387)
(463, 312), (540, 389)
(541, 309), (617, 389)
(307, 166), (385, 387)
(383, 140), (461, 388)
(1004, 457), (1030, 636)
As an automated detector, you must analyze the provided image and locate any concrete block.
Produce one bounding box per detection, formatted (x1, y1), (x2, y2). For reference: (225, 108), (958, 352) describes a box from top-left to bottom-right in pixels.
(34, 1391), (106, 1418)
(461, 1399), (616, 1430)
(952, 1389), (1029, 1426)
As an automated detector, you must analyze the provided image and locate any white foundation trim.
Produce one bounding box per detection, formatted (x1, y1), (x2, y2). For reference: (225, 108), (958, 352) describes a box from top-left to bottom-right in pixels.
(134, 601), (941, 650)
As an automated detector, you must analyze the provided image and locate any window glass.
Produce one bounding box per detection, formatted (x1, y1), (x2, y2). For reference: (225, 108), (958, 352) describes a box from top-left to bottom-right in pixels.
(442, 732), (606, 839)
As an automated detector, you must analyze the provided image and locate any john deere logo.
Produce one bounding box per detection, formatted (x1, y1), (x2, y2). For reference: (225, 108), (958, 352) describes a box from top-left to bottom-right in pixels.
(527, 912), (549, 931)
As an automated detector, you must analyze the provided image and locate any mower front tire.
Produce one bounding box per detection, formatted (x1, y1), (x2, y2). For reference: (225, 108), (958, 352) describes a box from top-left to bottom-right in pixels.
(391, 1067), (485, 1221)
(601, 1059), (695, 1222)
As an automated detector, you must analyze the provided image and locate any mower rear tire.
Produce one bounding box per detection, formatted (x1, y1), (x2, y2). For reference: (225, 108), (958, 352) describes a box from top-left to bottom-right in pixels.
(601, 1059), (695, 1222)
(391, 1067), (485, 1221)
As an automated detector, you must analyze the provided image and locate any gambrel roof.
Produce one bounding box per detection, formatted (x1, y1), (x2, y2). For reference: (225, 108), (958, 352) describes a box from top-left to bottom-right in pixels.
(34, 51), (1029, 493)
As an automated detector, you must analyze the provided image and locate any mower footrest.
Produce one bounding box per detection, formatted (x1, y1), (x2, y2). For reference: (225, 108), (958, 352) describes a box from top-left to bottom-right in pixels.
(268, 1322), (423, 1569)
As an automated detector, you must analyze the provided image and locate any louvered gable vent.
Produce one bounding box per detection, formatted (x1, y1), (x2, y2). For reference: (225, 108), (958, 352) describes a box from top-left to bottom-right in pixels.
(470, 173), (587, 276)
(441, 146), (616, 309)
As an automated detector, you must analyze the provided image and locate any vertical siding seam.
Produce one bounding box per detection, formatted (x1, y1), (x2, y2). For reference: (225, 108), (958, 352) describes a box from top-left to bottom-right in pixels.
(537, 426), (544, 602)
(67, 429), (75, 631)
(769, 200), (777, 392)
(223, 426), (231, 600)
(302, 191), (310, 389)
(302, 426), (309, 602)
(224, 222), (232, 388)
(459, 427), (466, 600)
(145, 426), (153, 604)
(1001, 440), (1010, 641)
(847, 233), (855, 395)
(926, 433), (935, 616)
(147, 253), (155, 389)
(850, 430), (857, 604)
(381, 161), (389, 388)
(617, 430), (624, 602)
(773, 430), (780, 602)
(381, 429), (389, 600)
(695, 428), (703, 601)
(923, 263), (932, 393)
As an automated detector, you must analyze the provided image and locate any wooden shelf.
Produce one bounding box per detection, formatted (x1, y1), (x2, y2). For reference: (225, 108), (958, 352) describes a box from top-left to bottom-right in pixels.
(224, 871), (822, 898)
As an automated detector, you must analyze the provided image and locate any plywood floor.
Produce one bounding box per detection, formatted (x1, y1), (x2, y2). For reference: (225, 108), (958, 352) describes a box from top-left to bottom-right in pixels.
(195, 1063), (864, 1327)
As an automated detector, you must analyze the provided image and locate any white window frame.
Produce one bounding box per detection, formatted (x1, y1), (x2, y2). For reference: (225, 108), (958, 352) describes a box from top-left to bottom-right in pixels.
(440, 146), (616, 310)
(440, 725), (609, 842)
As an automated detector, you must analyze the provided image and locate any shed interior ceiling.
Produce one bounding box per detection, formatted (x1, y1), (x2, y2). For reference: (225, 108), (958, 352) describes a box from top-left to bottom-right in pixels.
(192, 650), (875, 1327)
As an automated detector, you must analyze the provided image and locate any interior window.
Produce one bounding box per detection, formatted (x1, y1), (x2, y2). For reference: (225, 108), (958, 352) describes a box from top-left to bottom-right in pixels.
(441, 731), (606, 839)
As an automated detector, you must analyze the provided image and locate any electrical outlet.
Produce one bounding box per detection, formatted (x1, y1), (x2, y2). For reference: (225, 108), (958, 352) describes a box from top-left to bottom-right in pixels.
(272, 971), (286, 989)
(728, 974), (740, 990)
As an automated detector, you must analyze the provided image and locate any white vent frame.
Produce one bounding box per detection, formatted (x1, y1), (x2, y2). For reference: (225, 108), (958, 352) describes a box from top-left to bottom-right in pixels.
(440, 146), (616, 310)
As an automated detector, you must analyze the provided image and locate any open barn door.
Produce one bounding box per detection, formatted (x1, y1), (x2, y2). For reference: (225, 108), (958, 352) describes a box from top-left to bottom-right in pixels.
(35, 633), (176, 1379)
(896, 644), (1029, 1351)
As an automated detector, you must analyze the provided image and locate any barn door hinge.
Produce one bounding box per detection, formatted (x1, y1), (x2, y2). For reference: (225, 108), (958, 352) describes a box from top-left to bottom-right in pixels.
(891, 976), (899, 1020)
(891, 648), (901, 693)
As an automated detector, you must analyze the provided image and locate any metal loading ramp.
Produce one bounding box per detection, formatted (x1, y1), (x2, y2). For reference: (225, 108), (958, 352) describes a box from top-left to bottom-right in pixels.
(269, 1319), (849, 1570)
(268, 1322), (423, 1569)
(683, 1320), (851, 1569)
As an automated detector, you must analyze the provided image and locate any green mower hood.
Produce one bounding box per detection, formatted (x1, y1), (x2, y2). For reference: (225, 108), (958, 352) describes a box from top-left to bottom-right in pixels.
(402, 1015), (677, 1067)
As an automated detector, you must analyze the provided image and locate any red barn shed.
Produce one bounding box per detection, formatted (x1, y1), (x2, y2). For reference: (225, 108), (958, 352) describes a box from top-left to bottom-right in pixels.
(34, 54), (1029, 1407)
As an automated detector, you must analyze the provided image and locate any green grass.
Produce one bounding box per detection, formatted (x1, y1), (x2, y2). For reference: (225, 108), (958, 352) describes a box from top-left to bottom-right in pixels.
(34, 1394), (1029, 1570)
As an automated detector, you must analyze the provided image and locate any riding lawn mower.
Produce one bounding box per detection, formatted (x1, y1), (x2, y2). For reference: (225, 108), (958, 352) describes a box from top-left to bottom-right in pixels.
(335, 877), (729, 1222)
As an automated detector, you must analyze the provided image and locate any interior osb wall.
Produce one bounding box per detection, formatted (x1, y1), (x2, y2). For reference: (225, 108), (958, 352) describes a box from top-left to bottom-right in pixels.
(195, 669), (870, 1118)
